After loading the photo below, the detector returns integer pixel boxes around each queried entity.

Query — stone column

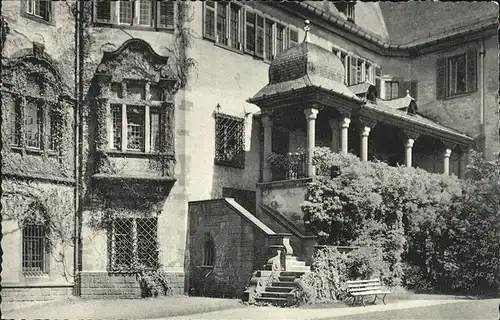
[403,130,420,168]
[443,148,452,175]
[357,117,376,162]
[340,117,351,155]
[404,139,414,168]
[261,114,273,182]
[442,142,455,175]
[360,126,371,162]
[304,108,319,178]
[328,119,340,153]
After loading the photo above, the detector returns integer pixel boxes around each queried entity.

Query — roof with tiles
[297,1,497,47]
[251,24,360,103]
[379,1,498,45]
[363,99,473,144]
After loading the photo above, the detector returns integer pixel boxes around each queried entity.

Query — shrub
[135,265,172,298]
[345,246,388,282]
[296,247,348,305]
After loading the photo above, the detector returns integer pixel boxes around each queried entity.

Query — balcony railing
[269,152,307,181]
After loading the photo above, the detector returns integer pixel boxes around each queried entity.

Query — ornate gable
[96,38,173,83]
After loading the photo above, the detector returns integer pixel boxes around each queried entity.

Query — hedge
[300,147,499,296]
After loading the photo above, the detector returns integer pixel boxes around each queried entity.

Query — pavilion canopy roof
[361,100,474,146]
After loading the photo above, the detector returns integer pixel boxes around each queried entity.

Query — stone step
[261,291,293,299]
[272,281,296,288]
[255,270,275,277]
[265,286,294,293]
[286,260,306,266]
[280,271,307,277]
[278,275,297,282]
[286,266,311,273]
[255,296,288,306]
[284,255,301,261]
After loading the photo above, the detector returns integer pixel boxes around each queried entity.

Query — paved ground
[160,299,500,320]
[3,295,498,320]
[330,298,500,320]
[2,296,244,320]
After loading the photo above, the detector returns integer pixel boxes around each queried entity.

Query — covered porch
[249,23,473,185]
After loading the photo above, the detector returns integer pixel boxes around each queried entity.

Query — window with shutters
[448,55,467,96]
[216,2,228,45]
[244,11,256,54]
[375,66,382,97]
[229,4,241,50]
[214,113,245,168]
[385,81,400,100]
[276,24,286,56]
[203,3,297,59]
[264,19,274,61]
[436,50,477,99]
[24,0,52,23]
[333,47,376,86]
[93,0,175,30]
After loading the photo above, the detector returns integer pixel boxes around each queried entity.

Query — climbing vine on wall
[2,179,75,281]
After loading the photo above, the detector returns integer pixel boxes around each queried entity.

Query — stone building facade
[1,0,498,303]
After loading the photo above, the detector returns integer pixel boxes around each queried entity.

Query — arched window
[7,59,63,152]
[203,233,215,267]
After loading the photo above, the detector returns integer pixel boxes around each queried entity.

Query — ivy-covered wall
[1,1,77,299]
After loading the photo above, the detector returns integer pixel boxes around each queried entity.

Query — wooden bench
[346,278,390,306]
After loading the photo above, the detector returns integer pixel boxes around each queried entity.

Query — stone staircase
[253,256,310,306]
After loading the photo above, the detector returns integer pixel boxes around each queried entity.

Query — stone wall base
[79,271,185,299]
[1,285,73,303]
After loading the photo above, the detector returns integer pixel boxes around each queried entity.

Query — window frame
[437,50,477,99]
[108,80,164,154]
[8,96,62,155]
[203,236,215,267]
[22,221,50,276]
[214,113,245,169]
[335,2,355,23]
[447,53,467,97]
[384,81,400,100]
[93,0,176,31]
[203,3,298,60]
[22,0,53,25]
[109,216,159,272]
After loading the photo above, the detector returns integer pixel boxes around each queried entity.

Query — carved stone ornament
[96,38,174,83]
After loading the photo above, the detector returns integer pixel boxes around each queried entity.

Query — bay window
[108,80,164,153]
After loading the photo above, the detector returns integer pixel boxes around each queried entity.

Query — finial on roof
[303,20,311,43]
[406,89,410,97]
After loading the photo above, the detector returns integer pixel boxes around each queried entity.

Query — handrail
[259,204,314,241]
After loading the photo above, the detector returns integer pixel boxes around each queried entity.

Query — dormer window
[335,2,355,23]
